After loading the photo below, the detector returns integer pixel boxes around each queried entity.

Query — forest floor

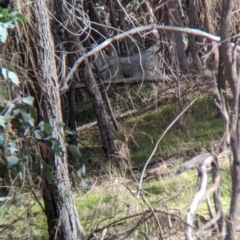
[73,92,231,239]
[0,91,233,239]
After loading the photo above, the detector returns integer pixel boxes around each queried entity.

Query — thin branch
[60,24,239,92]
[185,165,208,240]
[195,211,221,239]
[141,193,164,239]
[136,96,199,199]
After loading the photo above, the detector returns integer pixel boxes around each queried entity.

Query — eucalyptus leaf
[41,122,52,134]
[0,24,8,42]
[19,171,23,180]
[33,129,44,140]
[1,8,8,18]
[0,115,6,127]
[9,10,18,17]
[8,70,19,85]
[0,133,4,146]
[7,142,18,154]
[28,117,35,127]
[77,164,85,177]
[16,13,27,22]
[0,68,19,85]
[13,109,20,117]
[65,127,76,135]
[19,108,31,124]
[56,121,65,130]
[69,144,81,159]
[51,140,62,156]
[28,105,37,120]
[43,163,54,184]
[80,178,90,189]
[22,96,34,106]
[6,155,18,165]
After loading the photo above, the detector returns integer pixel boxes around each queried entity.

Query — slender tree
[219,0,240,239]
[12,0,82,239]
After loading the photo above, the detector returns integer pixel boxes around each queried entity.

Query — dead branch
[60,24,239,92]
[175,153,217,239]
[195,211,222,239]
[185,164,208,240]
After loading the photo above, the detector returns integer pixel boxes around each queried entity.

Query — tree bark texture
[83,59,118,158]
[165,0,188,71]
[188,0,201,70]
[17,0,82,239]
[54,0,120,163]
[220,0,240,239]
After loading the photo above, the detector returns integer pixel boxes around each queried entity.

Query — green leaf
[43,163,54,184]
[81,178,90,189]
[8,10,18,17]
[19,108,31,124]
[0,133,4,146]
[1,8,8,18]
[1,68,19,86]
[8,70,19,85]
[28,105,37,120]
[0,115,6,127]
[41,122,52,135]
[0,23,8,42]
[56,121,65,130]
[68,144,81,159]
[33,129,44,140]
[16,13,27,22]
[28,117,35,127]
[12,109,20,117]
[65,127,76,135]
[7,142,18,154]
[51,140,62,156]
[6,155,18,165]
[77,164,85,177]
[22,96,34,106]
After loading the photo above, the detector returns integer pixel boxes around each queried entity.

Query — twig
[141,193,164,240]
[195,211,221,238]
[137,96,199,199]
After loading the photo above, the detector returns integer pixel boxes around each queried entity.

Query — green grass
[79,94,223,167]
[0,93,231,239]
[113,95,223,164]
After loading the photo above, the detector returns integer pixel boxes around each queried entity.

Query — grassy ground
[0,93,232,239]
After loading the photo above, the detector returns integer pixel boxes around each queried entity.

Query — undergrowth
[0,93,230,239]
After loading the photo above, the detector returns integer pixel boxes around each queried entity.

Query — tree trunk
[219,0,240,239]
[83,59,119,159]
[54,0,121,164]
[17,0,82,239]
[188,0,201,70]
[165,0,188,71]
